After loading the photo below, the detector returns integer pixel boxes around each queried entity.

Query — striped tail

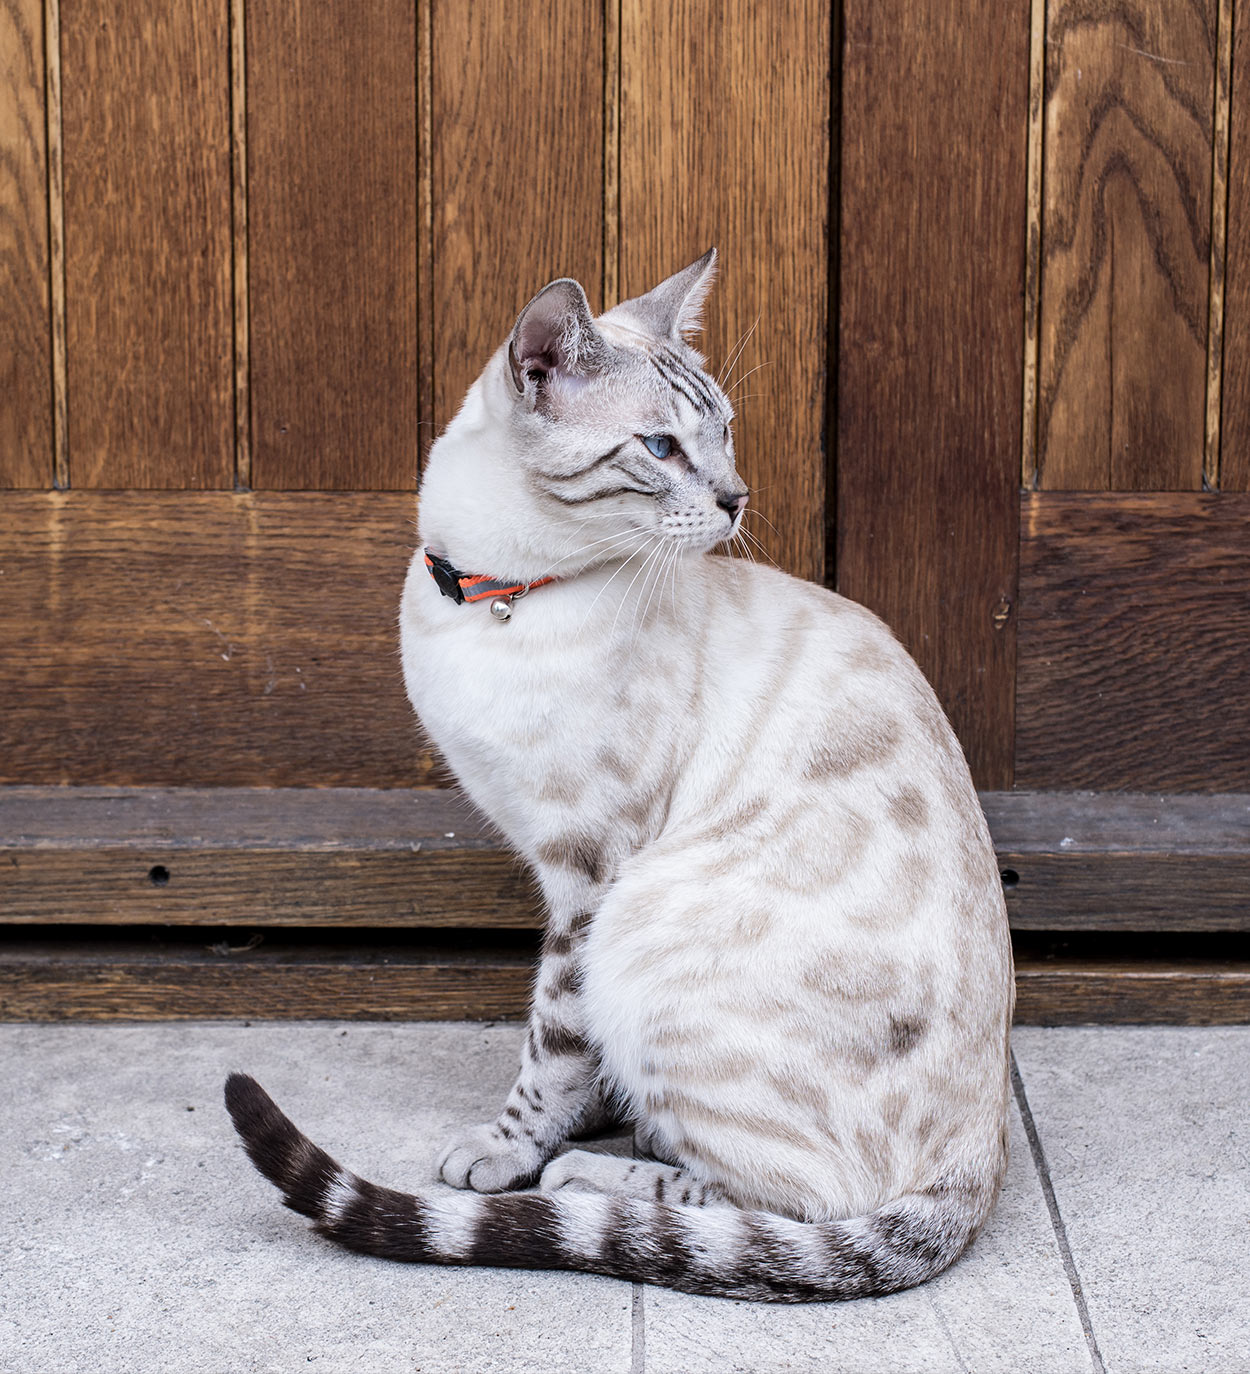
[224,1073,989,1303]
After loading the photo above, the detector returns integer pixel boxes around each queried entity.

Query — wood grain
[0,0,51,486]
[246,0,417,491]
[3,930,1243,1024]
[986,791,1250,931]
[229,0,249,487]
[60,0,232,488]
[0,933,536,1021]
[44,0,65,486]
[837,0,1027,790]
[620,0,828,583]
[10,784,1247,937]
[1221,0,1250,491]
[1204,0,1234,487]
[432,1,602,430]
[1,787,540,927]
[0,493,433,787]
[1016,492,1250,789]
[1014,959,1250,1024]
[1037,0,1214,490]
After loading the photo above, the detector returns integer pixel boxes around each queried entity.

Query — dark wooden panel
[432,1,601,430]
[1014,960,1250,1024]
[837,0,1027,789]
[986,792,1250,931]
[247,0,417,491]
[1222,0,1250,491]
[4,932,1243,1024]
[0,787,539,927]
[0,935,535,1021]
[1017,493,1250,790]
[60,0,232,488]
[620,0,829,583]
[0,493,434,786]
[0,0,51,487]
[1038,1,1214,490]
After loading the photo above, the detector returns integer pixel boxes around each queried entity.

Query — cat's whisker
[743,507,782,540]
[576,541,655,633]
[726,360,773,397]
[611,538,667,644]
[737,523,779,570]
[718,313,761,389]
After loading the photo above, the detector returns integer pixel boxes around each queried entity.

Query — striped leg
[540,1149,724,1207]
[438,898,600,1193]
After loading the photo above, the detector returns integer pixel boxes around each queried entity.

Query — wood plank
[0,934,536,1021]
[1017,493,1250,790]
[8,785,1248,935]
[0,493,433,786]
[837,0,1027,789]
[246,0,417,491]
[1221,0,1250,491]
[432,1,601,431]
[620,0,828,584]
[987,791,1250,931]
[60,0,232,488]
[0,0,51,486]
[0,787,540,927]
[3,932,1243,1024]
[1013,960,1250,1024]
[1037,0,1214,490]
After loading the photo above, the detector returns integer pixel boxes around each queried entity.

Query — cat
[225,249,1014,1302]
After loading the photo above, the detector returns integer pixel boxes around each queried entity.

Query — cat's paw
[539,1148,623,1196]
[437,1122,544,1193]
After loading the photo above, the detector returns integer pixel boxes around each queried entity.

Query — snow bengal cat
[225,250,1013,1301]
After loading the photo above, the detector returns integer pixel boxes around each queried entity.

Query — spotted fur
[226,250,1014,1302]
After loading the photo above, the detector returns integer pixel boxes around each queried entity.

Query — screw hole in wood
[1000,868,1019,889]
[148,865,171,886]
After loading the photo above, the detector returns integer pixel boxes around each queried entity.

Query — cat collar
[424,549,557,623]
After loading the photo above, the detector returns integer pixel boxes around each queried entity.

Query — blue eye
[642,434,673,459]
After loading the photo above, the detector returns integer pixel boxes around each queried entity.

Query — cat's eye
[641,434,674,460]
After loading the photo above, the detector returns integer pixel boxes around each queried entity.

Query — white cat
[226,251,1013,1300]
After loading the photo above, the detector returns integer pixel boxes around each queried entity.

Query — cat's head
[419,250,749,582]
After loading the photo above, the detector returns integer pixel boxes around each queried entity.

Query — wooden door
[2,0,1246,1021]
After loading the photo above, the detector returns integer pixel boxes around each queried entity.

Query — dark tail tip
[224,1072,342,1219]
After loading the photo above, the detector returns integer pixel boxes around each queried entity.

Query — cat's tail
[224,1073,989,1303]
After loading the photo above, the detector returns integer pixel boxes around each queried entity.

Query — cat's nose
[717,490,749,519]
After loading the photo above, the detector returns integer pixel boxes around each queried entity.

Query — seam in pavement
[630,1283,646,1374]
[1011,1049,1107,1374]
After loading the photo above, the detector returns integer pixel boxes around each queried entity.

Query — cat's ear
[612,248,717,342]
[507,278,606,395]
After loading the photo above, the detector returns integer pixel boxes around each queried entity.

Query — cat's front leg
[438,890,600,1193]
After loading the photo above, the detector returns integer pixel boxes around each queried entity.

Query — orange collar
[424,549,558,611]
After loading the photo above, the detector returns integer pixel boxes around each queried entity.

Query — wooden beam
[0,787,540,927]
[986,791,1250,930]
[1013,959,1250,1025]
[5,787,1248,934]
[2,932,1243,1025]
[0,933,536,1022]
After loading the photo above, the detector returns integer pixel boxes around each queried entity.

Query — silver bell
[489,597,513,622]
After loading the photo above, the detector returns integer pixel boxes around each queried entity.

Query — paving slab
[638,1092,1092,1374]
[1,1023,632,1374]
[1013,1027,1250,1374]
